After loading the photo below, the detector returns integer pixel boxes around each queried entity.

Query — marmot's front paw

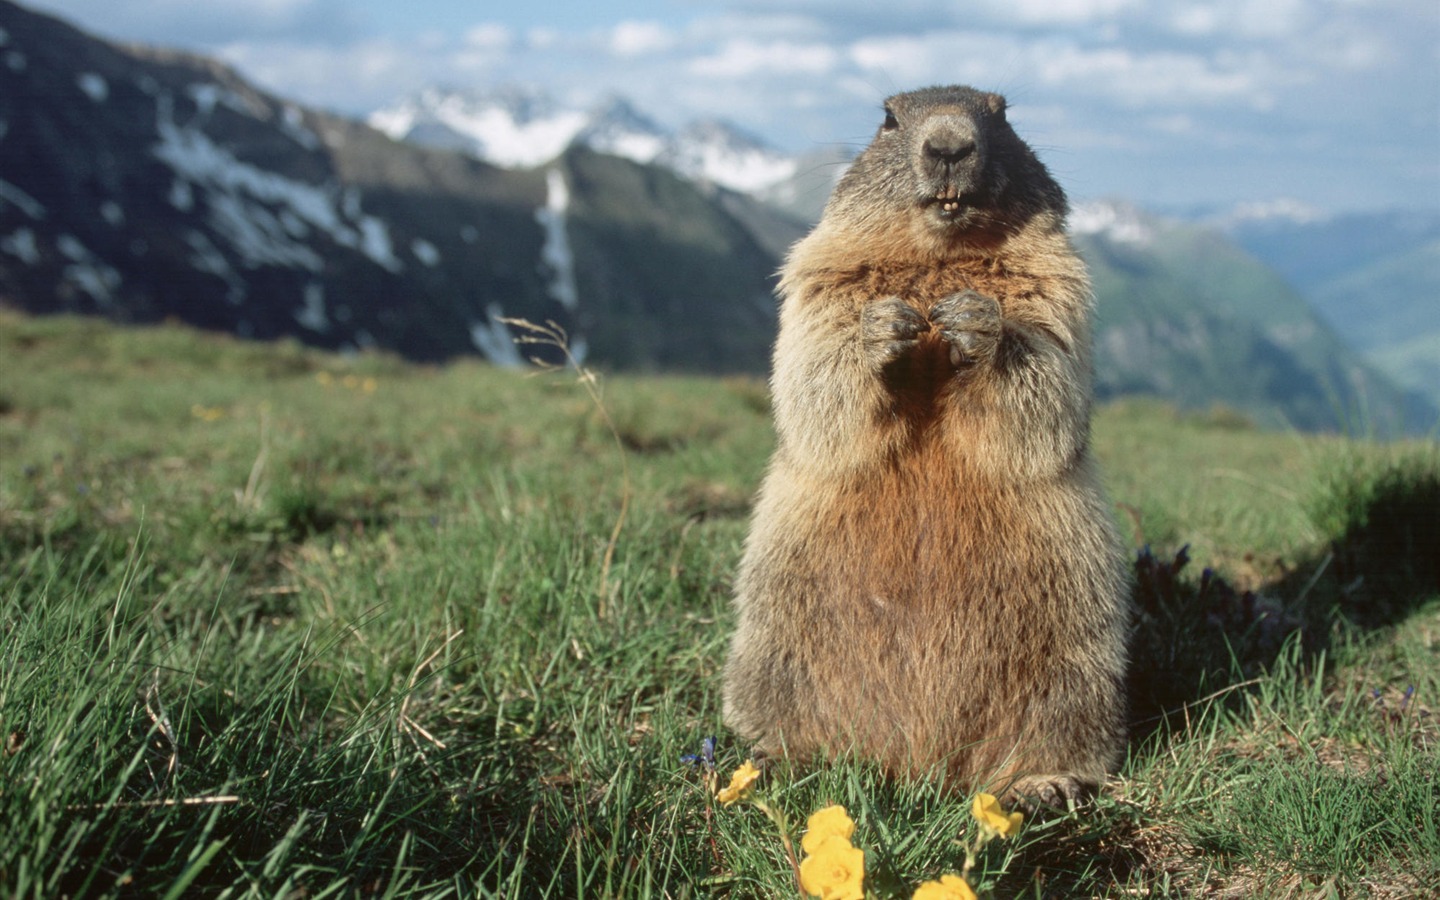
[861,298,930,366]
[930,290,1001,368]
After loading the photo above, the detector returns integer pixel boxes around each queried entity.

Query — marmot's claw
[930,290,1001,367]
[862,297,930,364]
[1003,774,1096,815]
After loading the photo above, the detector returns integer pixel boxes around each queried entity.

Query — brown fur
[722,85,1131,805]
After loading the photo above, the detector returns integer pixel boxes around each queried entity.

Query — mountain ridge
[0,0,793,372]
[1,0,1432,434]
[368,85,808,196]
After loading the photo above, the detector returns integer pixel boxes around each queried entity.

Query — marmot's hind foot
[1003,773,1097,814]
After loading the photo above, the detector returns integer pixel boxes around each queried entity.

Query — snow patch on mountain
[535,167,578,312]
[356,218,399,272]
[153,91,403,273]
[0,178,45,219]
[587,128,665,164]
[576,95,668,164]
[664,120,798,193]
[168,178,194,212]
[295,282,329,332]
[371,86,586,168]
[280,105,320,151]
[187,82,265,120]
[57,233,121,305]
[411,238,440,267]
[184,230,246,303]
[77,72,107,102]
[1,227,40,265]
[470,304,524,367]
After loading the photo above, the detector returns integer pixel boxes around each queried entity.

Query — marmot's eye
[881,110,899,131]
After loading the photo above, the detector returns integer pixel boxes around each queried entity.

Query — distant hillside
[1222,209,1440,410]
[1074,202,1436,434]
[0,0,794,372]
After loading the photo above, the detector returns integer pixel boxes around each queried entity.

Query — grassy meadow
[1,310,1437,898]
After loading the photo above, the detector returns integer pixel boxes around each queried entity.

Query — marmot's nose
[922,131,977,164]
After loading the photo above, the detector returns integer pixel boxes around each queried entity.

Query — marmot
[722,85,1131,806]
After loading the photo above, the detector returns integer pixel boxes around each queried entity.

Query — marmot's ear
[985,93,1007,117]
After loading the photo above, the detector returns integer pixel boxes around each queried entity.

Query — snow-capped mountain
[662,119,799,194]
[1069,199,1156,245]
[0,0,790,372]
[369,87,800,195]
[576,95,669,164]
[367,84,590,168]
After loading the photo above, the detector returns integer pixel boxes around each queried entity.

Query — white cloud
[608,21,674,57]
[1029,44,1266,106]
[1146,113,1198,135]
[847,32,1268,107]
[526,27,561,50]
[684,12,831,42]
[981,0,1143,24]
[725,0,1141,30]
[464,24,512,52]
[1165,0,1311,39]
[688,38,840,78]
[848,32,1010,87]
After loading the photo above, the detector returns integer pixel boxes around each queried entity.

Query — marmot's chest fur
[722,85,1131,808]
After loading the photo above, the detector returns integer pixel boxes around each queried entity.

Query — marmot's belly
[728,459,1126,780]
[790,468,1102,608]
[757,468,1115,701]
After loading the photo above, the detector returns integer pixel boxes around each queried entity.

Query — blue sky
[22,0,1440,215]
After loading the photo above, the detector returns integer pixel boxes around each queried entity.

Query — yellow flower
[802,805,857,855]
[361,377,378,393]
[972,792,1023,838]
[190,404,225,422]
[315,371,333,386]
[913,874,977,900]
[799,835,865,900]
[715,760,760,806]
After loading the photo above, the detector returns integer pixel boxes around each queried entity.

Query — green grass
[1,311,1437,898]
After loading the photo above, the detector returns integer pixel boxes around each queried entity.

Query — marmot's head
[823,86,1067,250]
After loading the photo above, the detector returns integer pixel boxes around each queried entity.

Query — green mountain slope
[1075,205,1436,434]
[1226,211,1440,410]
